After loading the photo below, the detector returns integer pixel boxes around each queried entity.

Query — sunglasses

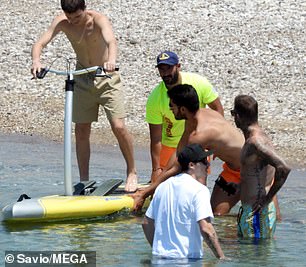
[197,158,210,167]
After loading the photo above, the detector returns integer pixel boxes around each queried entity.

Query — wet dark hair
[167,84,199,112]
[234,95,258,122]
[61,0,86,13]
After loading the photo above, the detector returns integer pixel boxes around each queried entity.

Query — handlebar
[34,66,119,79]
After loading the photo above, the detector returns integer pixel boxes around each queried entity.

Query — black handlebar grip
[36,68,49,79]
[95,67,119,78]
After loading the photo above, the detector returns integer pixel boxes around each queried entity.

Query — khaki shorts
[72,72,125,123]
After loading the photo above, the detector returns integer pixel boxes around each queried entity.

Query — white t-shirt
[145,173,213,259]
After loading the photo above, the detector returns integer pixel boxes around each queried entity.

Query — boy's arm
[132,159,180,211]
[95,13,117,71]
[142,216,155,247]
[199,218,225,259]
[31,15,63,78]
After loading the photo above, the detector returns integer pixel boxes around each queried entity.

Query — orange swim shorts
[219,163,240,183]
[159,144,176,169]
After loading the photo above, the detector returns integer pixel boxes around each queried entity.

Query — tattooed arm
[198,218,225,259]
[252,140,291,213]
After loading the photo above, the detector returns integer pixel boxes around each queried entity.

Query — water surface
[0,133,305,266]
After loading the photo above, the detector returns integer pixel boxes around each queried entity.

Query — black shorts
[215,176,238,196]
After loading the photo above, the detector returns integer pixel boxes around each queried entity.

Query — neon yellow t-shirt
[146,72,219,148]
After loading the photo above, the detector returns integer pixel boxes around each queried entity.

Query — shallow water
[0,133,305,267]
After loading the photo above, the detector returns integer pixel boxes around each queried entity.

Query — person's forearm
[152,164,180,192]
[204,231,224,259]
[149,123,162,170]
[265,166,290,204]
[142,217,155,247]
[107,39,117,64]
[208,97,224,116]
[150,142,161,170]
[142,180,159,198]
[200,221,224,259]
[143,226,154,247]
[143,164,180,198]
[31,43,43,62]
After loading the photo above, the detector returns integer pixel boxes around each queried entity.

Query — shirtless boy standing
[232,95,290,238]
[31,0,137,191]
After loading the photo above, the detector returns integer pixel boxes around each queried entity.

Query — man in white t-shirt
[142,144,225,259]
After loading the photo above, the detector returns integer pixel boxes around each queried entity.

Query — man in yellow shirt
[146,51,224,183]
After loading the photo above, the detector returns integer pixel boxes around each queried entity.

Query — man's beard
[162,70,179,86]
[174,111,184,120]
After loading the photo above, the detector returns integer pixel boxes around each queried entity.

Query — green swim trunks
[237,202,276,238]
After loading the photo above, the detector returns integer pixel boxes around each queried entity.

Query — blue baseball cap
[156,51,179,67]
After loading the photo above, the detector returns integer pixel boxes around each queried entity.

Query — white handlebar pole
[64,73,74,196]
[47,66,99,196]
[48,66,100,76]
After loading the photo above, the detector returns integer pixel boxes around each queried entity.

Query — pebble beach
[0,0,305,167]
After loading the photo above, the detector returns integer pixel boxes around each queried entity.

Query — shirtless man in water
[232,95,290,238]
[31,0,138,192]
[133,84,245,212]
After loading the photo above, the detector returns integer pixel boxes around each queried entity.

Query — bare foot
[125,173,138,192]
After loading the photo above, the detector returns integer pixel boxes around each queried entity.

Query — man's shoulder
[153,81,166,91]
[147,82,166,100]
[181,72,208,81]
[89,10,110,22]
[248,128,273,145]
[241,135,268,161]
[181,72,213,92]
[50,13,70,32]
[175,173,204,187]
[181,71,201,77]
[159,173,187,186]
[88,10,104,16]
[179,174,209,195]
[54,13,69,24]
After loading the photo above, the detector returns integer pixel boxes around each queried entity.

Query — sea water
[0,133,305,267]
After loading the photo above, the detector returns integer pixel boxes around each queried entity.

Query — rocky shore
[0,0,305,167]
